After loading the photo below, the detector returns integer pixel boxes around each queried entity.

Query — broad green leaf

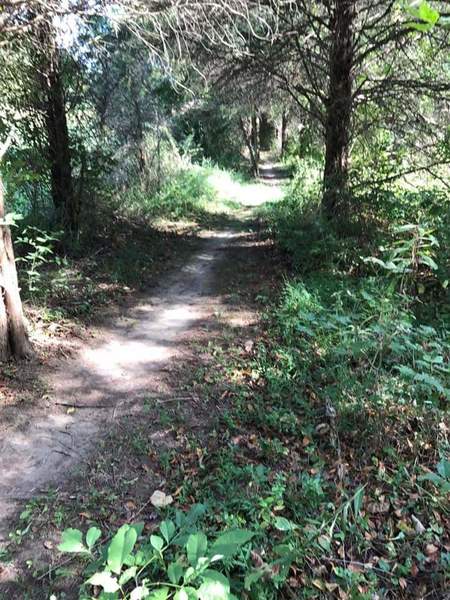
[130,522,145,538]
[317,535,331,551]
[174,590,189,600]
[148,588,170,600]
[419,1,440,24]
[363,256,388,269]
[86,527,102,549]
[150,535,164,552]
[419,255,438,270]
[58,529,87,554]
[119,566,137,586]
[168,561,184,584]
[274,517,298,532]
[419,472,444,486]
[394,223,419,232]
[210,530,254,558]
[198,570,230,600]
[183,566,195,584]
[437,459,450,479]
[160,520,176,543]
[107,525,138,574]
[87,571,120,593]
[185,503,207,526]
[186,532,208,566]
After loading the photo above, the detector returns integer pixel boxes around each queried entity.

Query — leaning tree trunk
[38,24,78,235]
[322,0,355,217]
[0,173,33,361]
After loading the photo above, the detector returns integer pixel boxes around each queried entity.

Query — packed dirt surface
[257,159,291,186]
[0,231,236,540]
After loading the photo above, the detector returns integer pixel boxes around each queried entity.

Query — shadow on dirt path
[0,230,238,540]
[0,174,285,598]
[257,157,291,187]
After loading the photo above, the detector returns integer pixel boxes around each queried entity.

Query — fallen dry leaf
[150,490,173,508]
[244,340,254,353]
[411,514,426,534]
[425,543,438,556]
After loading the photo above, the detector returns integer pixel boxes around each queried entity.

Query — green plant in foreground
[57,505,254,599]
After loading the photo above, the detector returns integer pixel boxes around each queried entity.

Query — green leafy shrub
[364,223,440,290]
[58,505,254,600]
[119,164,240,227]
[15,226,65,300]
[269,279,450,407]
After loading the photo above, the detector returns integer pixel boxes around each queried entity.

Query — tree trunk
[322,0,355,217]
[280,111,288,158]
[239,117,259,176]
[38,24,78,235]
[134,99,147,177]
[250,112,260,164]
[0,173,33,361]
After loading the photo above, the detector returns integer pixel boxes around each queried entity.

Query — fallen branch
[56,402,111,409]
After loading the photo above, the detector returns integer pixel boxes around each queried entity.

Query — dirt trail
[258,159,291,186]
[0,231,235,540]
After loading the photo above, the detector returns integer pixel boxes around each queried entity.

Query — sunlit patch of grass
[206,169,285,207]
[119,162,286,230]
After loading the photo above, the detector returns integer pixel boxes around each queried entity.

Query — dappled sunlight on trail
[0,230,237,537]
[207,169,285,208]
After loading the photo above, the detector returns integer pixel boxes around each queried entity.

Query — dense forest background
[0,1,449,599]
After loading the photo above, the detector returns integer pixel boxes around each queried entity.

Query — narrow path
[257,157,291,186]
[0,231,235,539]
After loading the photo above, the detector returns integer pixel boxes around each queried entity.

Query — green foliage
[406,0,441,31]
[272,279,449,406]
[262,165,450,409]
[119,164,241,227]
[173,104,244,170]
[364,223,444,294]
[245,163,450,597]
[15,226,65,300]
[282,130,323,167]
[419,458,450,492]
[58,506,254,600]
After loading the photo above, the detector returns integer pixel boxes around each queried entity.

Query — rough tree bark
[0,146,33,361]
[38,24,78,235]
[239,116,259,176]
[323,0,356,217]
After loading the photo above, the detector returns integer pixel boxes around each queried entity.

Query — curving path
[0,231,234,539]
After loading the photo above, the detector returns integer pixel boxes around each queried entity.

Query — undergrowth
[3,164,449,599]
[12,163,244,324]
[118,164,242,227]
